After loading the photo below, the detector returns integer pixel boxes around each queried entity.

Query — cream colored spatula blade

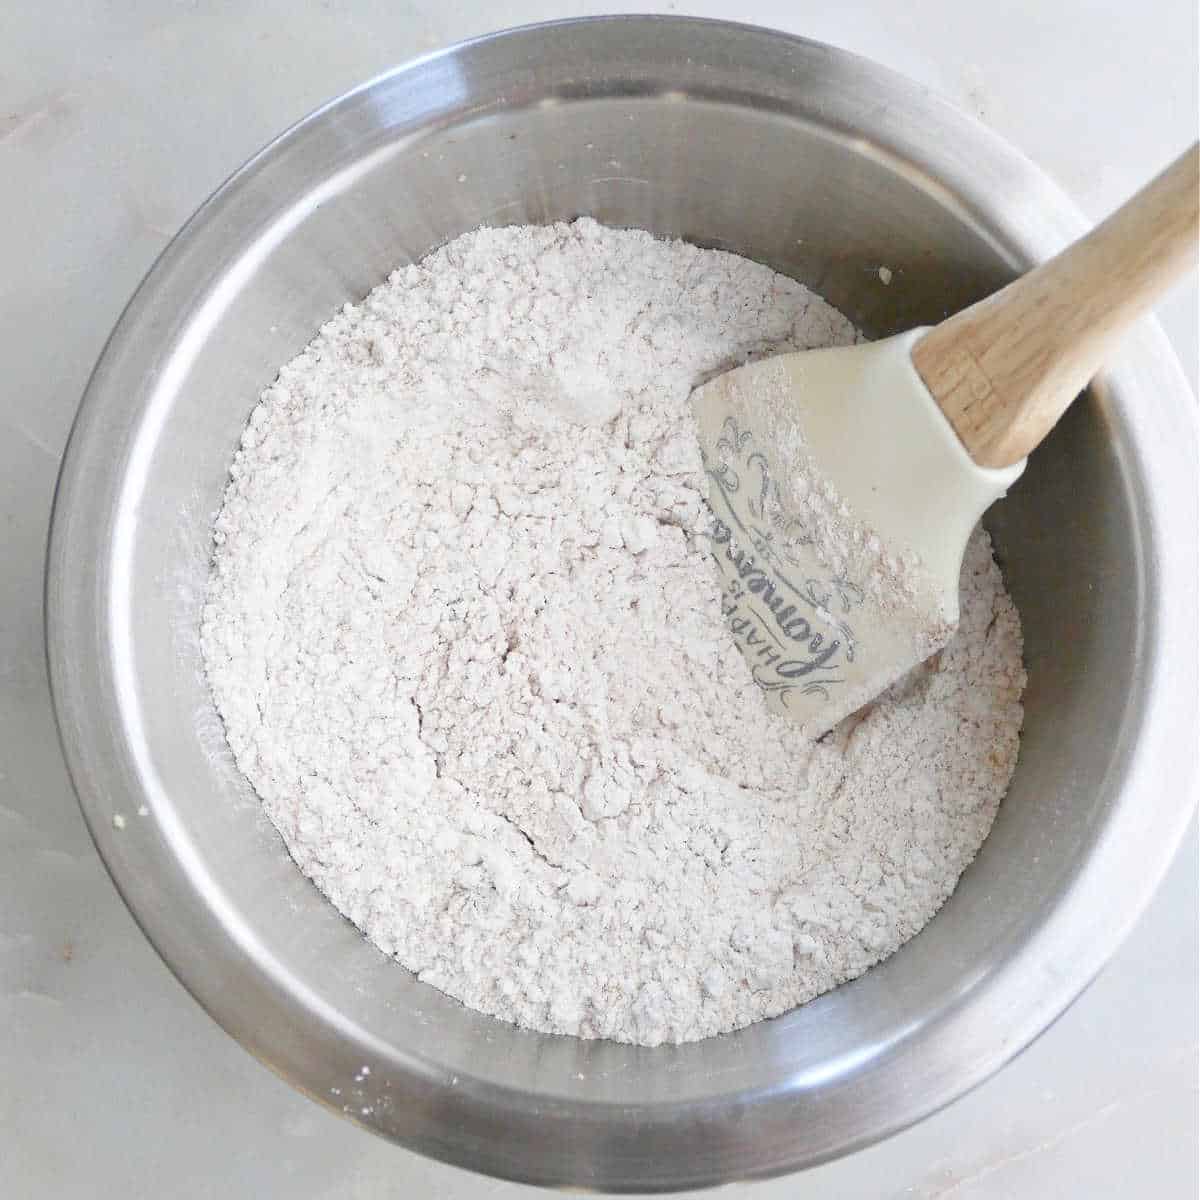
[693,143,1198,735]
[692,332,1022,732]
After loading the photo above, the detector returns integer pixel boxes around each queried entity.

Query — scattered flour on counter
[201,220,1025,1046]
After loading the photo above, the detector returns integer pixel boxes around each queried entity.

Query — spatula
[691,143,1198,735]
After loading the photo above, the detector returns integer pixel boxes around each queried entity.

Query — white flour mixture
[201,220,1024,1046]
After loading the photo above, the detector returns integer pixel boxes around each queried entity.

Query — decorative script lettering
[698,416,864,712]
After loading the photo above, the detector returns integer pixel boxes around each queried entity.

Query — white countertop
[1,3,1195,1196]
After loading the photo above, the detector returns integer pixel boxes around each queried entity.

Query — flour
[201,220,1024,1047]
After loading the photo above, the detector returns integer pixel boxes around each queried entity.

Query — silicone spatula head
[690,332,1022,734]
[690,144,1197,736]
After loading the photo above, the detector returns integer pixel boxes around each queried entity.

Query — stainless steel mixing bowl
[46,16,1198,1191]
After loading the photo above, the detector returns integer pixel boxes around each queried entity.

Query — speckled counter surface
[2,3,1196,1196]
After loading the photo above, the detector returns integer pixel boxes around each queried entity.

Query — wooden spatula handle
[912,143,1199,468]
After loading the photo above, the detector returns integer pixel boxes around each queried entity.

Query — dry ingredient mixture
[201,220,1024,1047]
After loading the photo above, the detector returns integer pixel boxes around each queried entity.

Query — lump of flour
[201,220,1024,1046]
